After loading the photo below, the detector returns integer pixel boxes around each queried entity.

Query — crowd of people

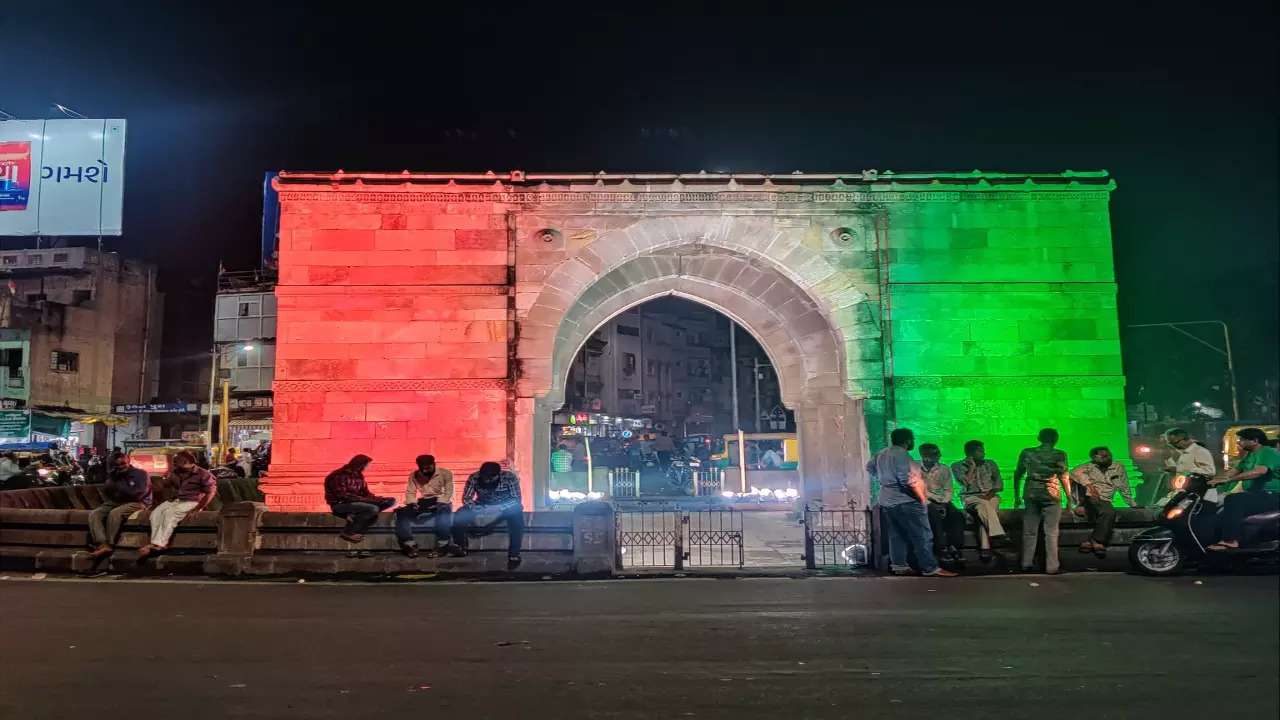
[323,454,526,569]
[869,425,1279,577]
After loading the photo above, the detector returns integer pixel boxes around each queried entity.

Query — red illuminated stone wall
[265,194,514,510]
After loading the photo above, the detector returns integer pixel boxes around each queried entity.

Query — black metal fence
[803,507,873,569]
[614,508,744,569]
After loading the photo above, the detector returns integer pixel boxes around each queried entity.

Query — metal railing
[689,468,724,497]
[615,510,682,568]
[608,468,641,499]
[684,508,744,567]
[804,507,873,569]
[615,508,744,569]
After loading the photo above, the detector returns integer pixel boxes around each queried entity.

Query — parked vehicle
[1129,473,1279,576]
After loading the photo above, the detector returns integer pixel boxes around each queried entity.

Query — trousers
[1021,489,1063,573]
[927,501,966,553]
[963,495,1006,549]
[1082,495,1117,545]
[1220,491,1280,543]
[452,504,524,556]
[330,498,395,535]
[88,500,145,546]
[882,501,939,574]
[149,500,199,547]
[394,503,453,545]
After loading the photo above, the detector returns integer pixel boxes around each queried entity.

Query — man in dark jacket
[325,454,395,542]
[88,452,153,558]
[451,462,525,568]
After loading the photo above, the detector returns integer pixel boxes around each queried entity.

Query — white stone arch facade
[515,216,875,509]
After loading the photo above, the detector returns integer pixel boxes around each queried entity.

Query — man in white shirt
[1163,428,1217,477]
[393,454,456,558]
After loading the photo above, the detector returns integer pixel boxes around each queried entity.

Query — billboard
[0,119,127,236]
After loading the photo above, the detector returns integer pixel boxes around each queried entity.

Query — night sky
[5,3,1277,418]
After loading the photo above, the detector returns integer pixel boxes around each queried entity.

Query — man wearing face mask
[87,452,153,558]
[451,461,525,569]
[137,451,216,558]
[1070,446,1141,556]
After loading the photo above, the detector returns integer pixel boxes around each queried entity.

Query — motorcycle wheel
[1129,540,1185,576]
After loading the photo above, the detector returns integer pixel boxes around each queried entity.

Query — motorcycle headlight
[37,468,50,476]
[1172,474,1187,490]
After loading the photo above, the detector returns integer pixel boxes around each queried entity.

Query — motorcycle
[666,453,702,493]
[1129,473,1280,576]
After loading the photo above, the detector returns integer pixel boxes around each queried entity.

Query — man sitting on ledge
[451,461,524,569]
[325,454,395,543]
[138,451,216,558]
[394,454,456,558]
[88,451,153,559]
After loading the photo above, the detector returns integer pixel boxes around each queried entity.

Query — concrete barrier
[0,486,618,579]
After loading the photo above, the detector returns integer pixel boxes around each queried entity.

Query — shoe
[978,550,993,564]
[448,545,467,558]
[507,555,523,570]
[924,568,958,577]
[890,567,915,576]
[401,544,420,559]
[338,532,364,543]
[89,545,113,559]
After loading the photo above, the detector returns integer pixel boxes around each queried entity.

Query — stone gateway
[265,171,1125,511]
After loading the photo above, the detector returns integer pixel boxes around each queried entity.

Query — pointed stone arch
[515,218,875,510]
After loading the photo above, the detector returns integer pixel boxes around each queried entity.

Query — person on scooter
[1207,428,1280,551]
[1070,446,1142,557]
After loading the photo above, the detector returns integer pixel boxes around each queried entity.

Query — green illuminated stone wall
[885,195,1128,504]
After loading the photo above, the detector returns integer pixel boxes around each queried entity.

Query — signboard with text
[0,410,31,438]
[0,119,127,236]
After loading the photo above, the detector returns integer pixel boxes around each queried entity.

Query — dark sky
[5,3,1278,417]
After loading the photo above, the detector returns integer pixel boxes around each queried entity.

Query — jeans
[927,501,966,553]
[452,503,524,556]
[1220,491,1280,543]
[330,498,394,535]
[88,500,145,546]
[394,503,453,546]
[882,501,939,574]
[1082,495,1117,545]
[1021,489,1063,573]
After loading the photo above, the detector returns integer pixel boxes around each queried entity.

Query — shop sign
[0,409,30,437]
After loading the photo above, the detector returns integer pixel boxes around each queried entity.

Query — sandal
[1079,541,1095,553]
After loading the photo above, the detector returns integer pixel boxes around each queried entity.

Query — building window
[27,254,43,265]
[51,350,79,373]
[237,301,258,317]
[646,359,657,376]
[616,325,639,337]
[1,255,17,266]
[622,352,636,375]
[52,252,70,263]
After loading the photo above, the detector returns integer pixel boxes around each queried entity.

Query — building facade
[212,270,277,446]
[0,247,163,446]
[265,171,1126,511]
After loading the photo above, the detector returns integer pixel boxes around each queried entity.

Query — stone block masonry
[266,172,1125,511]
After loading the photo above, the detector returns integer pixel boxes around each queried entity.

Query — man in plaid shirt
[450,461,524,569]
[324,454,395,543]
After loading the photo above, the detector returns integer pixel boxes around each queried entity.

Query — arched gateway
[265,171,1126,511]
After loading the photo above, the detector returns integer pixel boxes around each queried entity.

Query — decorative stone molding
[278,190,1112,205]
[273,379,509,393]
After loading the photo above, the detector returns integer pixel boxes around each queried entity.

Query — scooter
[1129,473,1280,576]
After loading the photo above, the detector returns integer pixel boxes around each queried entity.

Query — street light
[1128,321,1238,421]
[206,344,255,456]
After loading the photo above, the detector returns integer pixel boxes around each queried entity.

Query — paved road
[2,574,1276,719]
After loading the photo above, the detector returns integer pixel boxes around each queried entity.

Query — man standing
[1070,446,1141,556]
[1014,428,1071,574]
[551,444,574,474]
[653,431,676,469]
[1162,428,1217,478]
[1208,428,1280,550]
[323,454,395,543]
[919,443,964,563]
[451,462,525,569]
[137,451,216,558]
[88,452,153,558]
[394,454,456,558]
[868,428,957,577]
[953,440,1007,563]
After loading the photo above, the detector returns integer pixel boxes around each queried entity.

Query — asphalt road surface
[2,573,1277,719]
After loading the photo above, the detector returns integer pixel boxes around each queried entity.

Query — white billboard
[0,118,126,236]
